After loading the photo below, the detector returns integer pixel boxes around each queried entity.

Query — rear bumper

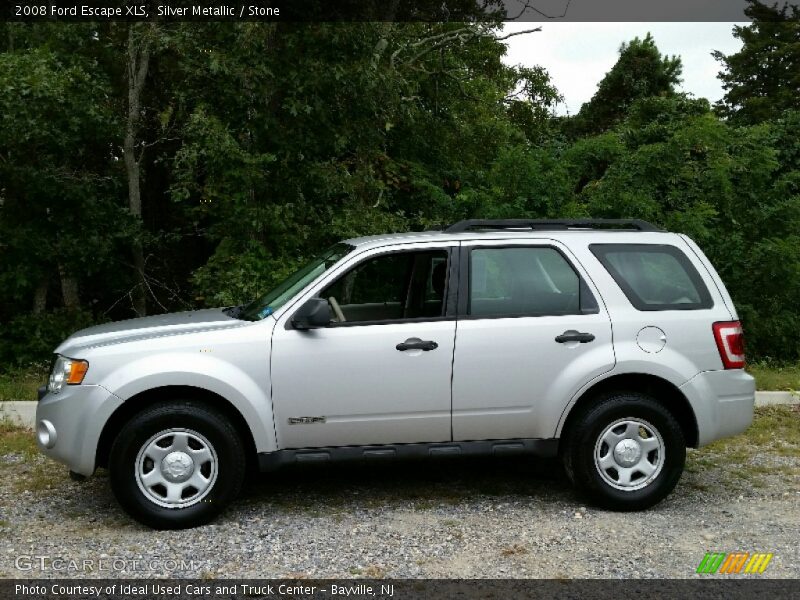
[35,384,124,476]
[680,369,755,447]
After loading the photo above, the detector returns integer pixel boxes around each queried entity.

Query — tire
[561,391,685,511]
[109,401,246,529]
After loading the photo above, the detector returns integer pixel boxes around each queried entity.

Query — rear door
[451,239,616,441]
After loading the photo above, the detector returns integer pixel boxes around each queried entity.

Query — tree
[168,23,554,305]
[123,23,159,316]
[4,21,798,364]
[714,0,800,124]
[0,48,125,308]
[567,33,682,137]
[564,96,800,360]
[504,65,563,144]
[0,43,135,365]
[709,111,800,358]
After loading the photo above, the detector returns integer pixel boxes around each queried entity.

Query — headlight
[47,356,89,394]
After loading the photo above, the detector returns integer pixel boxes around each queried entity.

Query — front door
[271,245,456,449]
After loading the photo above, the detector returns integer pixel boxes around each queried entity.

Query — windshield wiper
[223,304,246,319]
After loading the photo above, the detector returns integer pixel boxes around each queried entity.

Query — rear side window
[468,246,598,317]
[590,244,713,311]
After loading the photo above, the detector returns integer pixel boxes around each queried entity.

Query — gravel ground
[1,407,799,579]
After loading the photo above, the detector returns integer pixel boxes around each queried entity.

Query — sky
[501,23,747,115]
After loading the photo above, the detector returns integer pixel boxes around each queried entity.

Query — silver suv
[36,219,755,528]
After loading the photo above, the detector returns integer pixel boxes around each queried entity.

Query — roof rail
[444,218,662,233]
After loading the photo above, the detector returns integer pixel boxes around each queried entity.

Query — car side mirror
[291,297,332,330]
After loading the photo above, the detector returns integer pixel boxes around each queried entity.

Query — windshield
[239,243,353,321]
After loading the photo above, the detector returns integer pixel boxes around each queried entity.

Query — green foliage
[575,103,800,359]
[478,144,572,218]
[489,94,800,360]
[503,65,563,144]
[0,22,798,363]
[747,360,800,392]
[701,111,800,360]
[0,365,50,400]
[0,309,95,368]
[0,42,134,312]
[167,23,554,302]
[714,0,800,124]
[190,240,306,308]
[567,33,682,137]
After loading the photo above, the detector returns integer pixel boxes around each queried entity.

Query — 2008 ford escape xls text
[35,219,755,529]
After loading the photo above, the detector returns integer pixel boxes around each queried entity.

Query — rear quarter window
[590,244,713,311]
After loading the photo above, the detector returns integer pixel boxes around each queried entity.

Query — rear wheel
[109,401,245,529]
[562,392,685,510]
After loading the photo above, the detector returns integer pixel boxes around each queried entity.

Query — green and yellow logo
[696,552,773,574]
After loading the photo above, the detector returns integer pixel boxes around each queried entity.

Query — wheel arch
[558,373,699,450]
[96,385,259,471]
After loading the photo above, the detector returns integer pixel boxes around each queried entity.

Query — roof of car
[344,227,675,249]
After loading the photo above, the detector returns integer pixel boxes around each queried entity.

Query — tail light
[712,321,745,369]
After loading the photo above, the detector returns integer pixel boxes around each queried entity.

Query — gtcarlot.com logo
[696,552,773,574]
[15,555,203,572]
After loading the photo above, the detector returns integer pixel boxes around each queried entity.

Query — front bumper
[35,384,124,476]
[680,369,755,447]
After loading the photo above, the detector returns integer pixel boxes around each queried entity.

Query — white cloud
[501,22,747,115]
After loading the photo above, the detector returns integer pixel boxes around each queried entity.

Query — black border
[3,579,799,598]
[1,0,788,23]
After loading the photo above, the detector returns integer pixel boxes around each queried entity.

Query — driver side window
[321,249,449,324]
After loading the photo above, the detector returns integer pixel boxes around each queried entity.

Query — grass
[687,405,800,492]
[746,361,800,392]
[0,364,48,401]
[704,405,800,455]
[0,416,38,454]
[0,416,60,493]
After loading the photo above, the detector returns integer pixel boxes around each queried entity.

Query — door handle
[555,330,595,344]
[396,339,438,352]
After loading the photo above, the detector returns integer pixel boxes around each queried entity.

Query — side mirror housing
[291,297,331,330]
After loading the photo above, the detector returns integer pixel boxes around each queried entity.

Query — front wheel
[562,392,685,510]
[109,401,246,529]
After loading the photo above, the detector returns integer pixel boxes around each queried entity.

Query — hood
[55,308,249,354]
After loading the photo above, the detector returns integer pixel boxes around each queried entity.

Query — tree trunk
[58,264,80,311]
[124,24,153,317]
[32,275,48,314]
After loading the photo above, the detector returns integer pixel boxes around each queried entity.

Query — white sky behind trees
[502,22,748,115]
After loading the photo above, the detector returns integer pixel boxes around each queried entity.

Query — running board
[257,438,558,472]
